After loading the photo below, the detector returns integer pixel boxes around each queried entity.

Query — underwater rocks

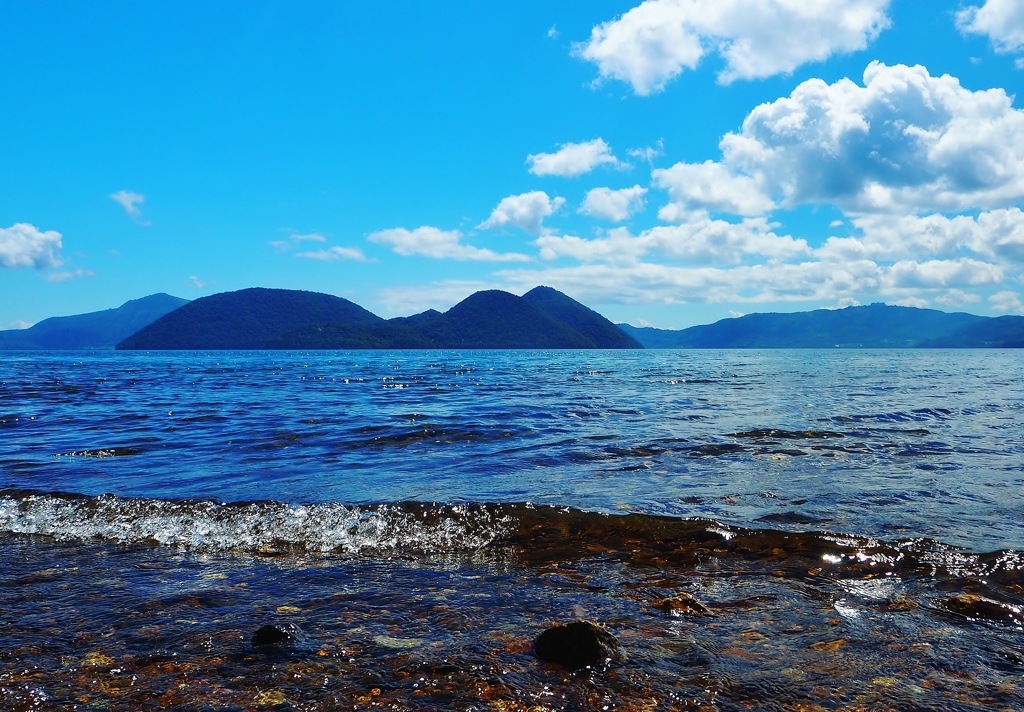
[943,593,1023,622]
[534,620,620,669]
[653,592,710,616]
[250,622,309,648]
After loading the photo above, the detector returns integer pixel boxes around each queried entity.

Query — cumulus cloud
[990,290,1024,312]
[110,190,147,221]
[0,223,63,270]
[576,0,890,93]
[498,254,1006,308]
[536,212,810,264]
[526,139,622,177]
[658,62,1024,216]
[935,289,981,306]
[814,209,1024,264]
[653,161,774,217]
[958,0,1024,53]
[478,191,565,234]
[369,226,530,262]
[578,185,647,221]
[296,246,368,262]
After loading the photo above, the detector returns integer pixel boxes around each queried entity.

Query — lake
[1,349,1022,710]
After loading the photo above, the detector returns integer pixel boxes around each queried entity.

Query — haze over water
[2,349,1023,710]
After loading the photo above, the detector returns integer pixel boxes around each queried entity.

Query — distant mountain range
[0,293,189,350]
[4,290,1023,351]
[619,303,1024,348]
[117,286,642,350]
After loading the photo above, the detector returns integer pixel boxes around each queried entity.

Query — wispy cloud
[45,268,93,283]
[296,246,368,262]
[370,226,530,262]
[110,190,149,224]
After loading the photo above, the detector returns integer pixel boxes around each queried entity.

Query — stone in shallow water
[534,620,620,669]
[653,592,709,615]
[251,624,289,647]
[943,593,1023,622]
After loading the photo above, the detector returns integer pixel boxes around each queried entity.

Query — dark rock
[251,624,290,647]
[943,593,1023,622]
[534,620,620,669]
[653,592,709,615]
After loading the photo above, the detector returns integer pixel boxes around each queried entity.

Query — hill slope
[522,286,642,348]
[0,294,189,350]
[619,304,1009,348]
[117,288,382,349]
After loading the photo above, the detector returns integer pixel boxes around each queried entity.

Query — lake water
[1,349,1022,710]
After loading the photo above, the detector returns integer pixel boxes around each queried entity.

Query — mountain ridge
[618,303,1024,348]
[118,286,642,350]
[0,293,189,350]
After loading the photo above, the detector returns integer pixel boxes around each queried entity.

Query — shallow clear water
[1,349,1022,710]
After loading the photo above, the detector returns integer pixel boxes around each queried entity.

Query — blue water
[2,349,1022,550]
[2,349,1024,711]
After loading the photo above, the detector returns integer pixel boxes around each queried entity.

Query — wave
[1,489,1022,587]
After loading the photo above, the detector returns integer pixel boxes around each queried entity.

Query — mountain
[618,303,1019,348]
[269,288,641,349]
[522,286,642,348]
[0,293,189,350]
[922,315,1024,347]
[117,288,382,350]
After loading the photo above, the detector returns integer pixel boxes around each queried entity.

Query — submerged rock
[534,620,620,669]
[653,592,710,616]
[943,593,1023,622]
[249,622,301,647]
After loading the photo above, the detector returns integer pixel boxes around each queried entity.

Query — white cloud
[369,226,530,262]
[990,290,1024,312]
[814,209,1024,264]
[578,185,647,221]
[653,160,774,217]
[707,62,1024,214]
[377,280,495,315]
[189,276,207,289]
[935,289,981,306]
[892,296,930,308]
[46,268,93,283]
[478,191,565,234]
[296,246,368,262]
[497,255,1006,307]
[0,223,63,270]
[526,139,622,177]
[576,0,890,93]
[958,0,1024,53]
[628,140,664,165]
[536,212,810,264]
[883,258,1002,289]
[9,320,33,330]
[728,310,744,318]
[110,190,146,221]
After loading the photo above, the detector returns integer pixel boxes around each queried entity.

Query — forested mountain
[619,303,1021,348]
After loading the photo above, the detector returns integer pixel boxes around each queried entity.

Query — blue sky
[3,0,1024,329]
